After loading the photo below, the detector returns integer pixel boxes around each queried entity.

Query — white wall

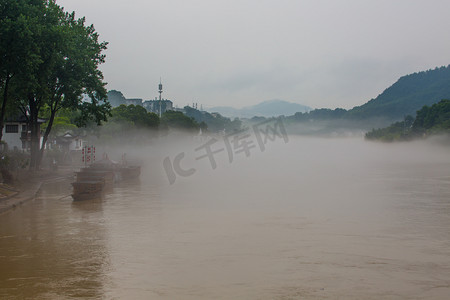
[2,123,24,150]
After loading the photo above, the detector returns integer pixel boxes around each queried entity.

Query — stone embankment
[0,166,76,215]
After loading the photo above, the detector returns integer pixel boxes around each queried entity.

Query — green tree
[41,107,78,140]
[0,0,44,142]
[413,99,450,133]
[365,100,450,141]
[110,104,159,128]
[8,0,109,170]
[97,104,159,143]
[183,105,240,132]
[161,110,199,131]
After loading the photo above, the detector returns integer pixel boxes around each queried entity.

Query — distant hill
[348,65,450,121]
[209,99,311,118]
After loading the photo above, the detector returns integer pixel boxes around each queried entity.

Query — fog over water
[1,136,450,299]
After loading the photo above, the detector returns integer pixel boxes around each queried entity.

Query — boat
[76,169,115,188]
[71,153,141,200]
[71,180,105,201]
[117,165,141,181]
[89,154,141,182]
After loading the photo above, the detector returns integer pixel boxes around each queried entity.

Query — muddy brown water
[1,137,450,299]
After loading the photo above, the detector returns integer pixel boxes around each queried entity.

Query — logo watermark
[163,117,289,184]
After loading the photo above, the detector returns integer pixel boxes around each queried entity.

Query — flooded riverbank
[1,138,450,299]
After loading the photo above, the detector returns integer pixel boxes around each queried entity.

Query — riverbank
[0,166,76,215]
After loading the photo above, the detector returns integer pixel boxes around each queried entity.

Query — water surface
[1,138,450,299]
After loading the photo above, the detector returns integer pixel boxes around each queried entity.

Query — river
[1,137,450,299]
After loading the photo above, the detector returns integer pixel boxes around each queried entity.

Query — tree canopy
[161,110,199,131]
[412,99,450,133]
[365,99,450,141]
[183,105,241,132]
[0,0,45,141]
[110,104,159,128]
[0,0,110,169]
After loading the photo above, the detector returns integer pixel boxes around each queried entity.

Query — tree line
[365,99,450,142]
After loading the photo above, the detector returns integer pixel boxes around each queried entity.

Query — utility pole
[159,78,163,118]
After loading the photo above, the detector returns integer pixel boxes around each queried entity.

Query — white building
[2,116,45,151]
[55,132,84,151]
[142,98,173,114]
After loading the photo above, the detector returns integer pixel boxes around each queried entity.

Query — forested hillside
[348,65,450,121]
[365,99,450,141]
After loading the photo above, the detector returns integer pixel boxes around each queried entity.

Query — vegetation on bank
[365,99,450,141]
[57,103,237,138]
[0,0,109,171]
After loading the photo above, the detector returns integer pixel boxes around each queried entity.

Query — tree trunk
[0,74,11,143]
[37,107,56,169]
[29,95,40,171]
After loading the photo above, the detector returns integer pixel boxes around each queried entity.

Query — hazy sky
[57,0,450,109]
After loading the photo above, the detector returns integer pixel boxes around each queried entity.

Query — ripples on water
[0,137,450,299]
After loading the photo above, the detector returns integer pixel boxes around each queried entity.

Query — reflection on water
[1,138,450,299]
[0,180,109,299]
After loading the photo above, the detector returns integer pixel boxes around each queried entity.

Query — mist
[92,133,449,299]
[2,127,450,299]
[3,0,450,298]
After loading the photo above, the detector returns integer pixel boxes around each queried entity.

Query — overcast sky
[57,0,450,109]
